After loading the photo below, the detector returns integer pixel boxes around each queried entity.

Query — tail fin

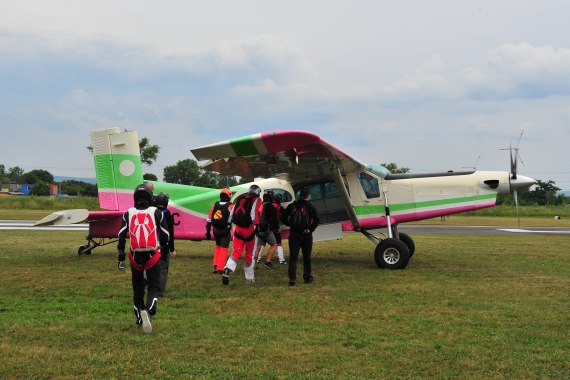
[91,128,143,211]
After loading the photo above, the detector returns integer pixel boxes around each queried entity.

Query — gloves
[206,223,212,240]
[117,250,126,271]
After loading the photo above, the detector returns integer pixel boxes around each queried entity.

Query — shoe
[140,309,152,334]
[246,279,255,285]
[213,269,219,274]
[222,268,230,285]
[289,280,295,286]
[304,276,314,284]
[264,262,274,269]
[279,261,287,265]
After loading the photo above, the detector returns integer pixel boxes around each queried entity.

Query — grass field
[1,227,569,379]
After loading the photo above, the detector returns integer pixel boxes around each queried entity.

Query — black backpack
[289,202,311,232]
[258,200,276,232]
[233,196,255,227]
[211,201,231,229]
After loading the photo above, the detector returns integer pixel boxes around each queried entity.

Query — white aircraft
[37,128,535,269]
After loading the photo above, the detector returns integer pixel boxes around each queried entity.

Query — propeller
[501,130,526,227]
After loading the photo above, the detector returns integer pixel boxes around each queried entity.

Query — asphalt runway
[2,220,570,236]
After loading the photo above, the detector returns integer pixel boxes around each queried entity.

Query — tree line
[3,137,566,206]
[0,164,98,196]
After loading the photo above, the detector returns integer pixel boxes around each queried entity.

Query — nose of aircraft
[510,175,536,191]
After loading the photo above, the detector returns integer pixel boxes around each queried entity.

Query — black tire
[374,238,410,269]
[398,232,415,258]
[78,245,92,255]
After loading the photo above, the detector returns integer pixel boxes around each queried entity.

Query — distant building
[0,182,60,196]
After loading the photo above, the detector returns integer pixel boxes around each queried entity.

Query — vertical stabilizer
[91,128,143,211]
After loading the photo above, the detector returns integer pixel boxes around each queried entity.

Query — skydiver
[117,183,169,333]
[154,191,176,297]
[206,188,234,274]
[222,184,262,285]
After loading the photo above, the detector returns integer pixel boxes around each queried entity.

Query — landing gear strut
[77,236,117,255]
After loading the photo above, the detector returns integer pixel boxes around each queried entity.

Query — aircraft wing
[190,131,366,182]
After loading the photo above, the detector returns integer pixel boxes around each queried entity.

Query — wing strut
[331,164,360,230]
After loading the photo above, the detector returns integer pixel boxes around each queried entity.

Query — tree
[22,169,54,184]
[524,179,562,206]
[380,162,410,174]
[7,166,24,182]
[138,137,160,166]
[60,180,98,197]
[143,173,158,181]
[163,159,238,188]
[0,164,5,180]
[29,182,50,196]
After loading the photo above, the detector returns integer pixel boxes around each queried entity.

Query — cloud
[462,42,570,100]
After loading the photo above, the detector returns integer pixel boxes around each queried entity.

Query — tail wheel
[374,238,410,270]
[78,245,91,255]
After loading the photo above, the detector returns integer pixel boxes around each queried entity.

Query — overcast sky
[1,1,569,189]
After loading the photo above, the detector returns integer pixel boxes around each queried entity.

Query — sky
[1,0,570,189]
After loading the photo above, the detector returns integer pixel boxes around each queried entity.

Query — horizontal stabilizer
[34,209,89,226]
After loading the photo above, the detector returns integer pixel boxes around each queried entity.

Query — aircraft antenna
[461,154,481,171]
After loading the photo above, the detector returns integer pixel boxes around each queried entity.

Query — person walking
[206,188,234,274]
[254,192,287,265]
[281,187,319,286]
[222,184,262,285]
[154,192,176,297]
[253,190,279,269]
[117,183,170,334]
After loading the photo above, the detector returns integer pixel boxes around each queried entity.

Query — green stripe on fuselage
[353,193,496,215]
[230,135,258,156]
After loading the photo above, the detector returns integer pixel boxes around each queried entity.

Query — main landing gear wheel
[397,232,415,258]
[374,238,411,270]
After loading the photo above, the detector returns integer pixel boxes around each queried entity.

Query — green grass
[1,230,569,379]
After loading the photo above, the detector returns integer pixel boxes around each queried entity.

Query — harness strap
[234,231,255,242]
[128,249,162,271]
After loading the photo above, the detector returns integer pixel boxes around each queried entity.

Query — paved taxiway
[1,220,569,236]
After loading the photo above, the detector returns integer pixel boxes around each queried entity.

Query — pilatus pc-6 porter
[37,128,535,269]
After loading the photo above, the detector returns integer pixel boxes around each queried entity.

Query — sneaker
[279,261,287,265]
[246,279,255,285]
[222,268,230,285]
[289,279,295,286]
[264,262,274,269]
[304,276,314,284]
[212,269,219,274]
[140,309,152,334]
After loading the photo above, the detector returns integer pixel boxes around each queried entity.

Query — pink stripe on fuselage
[341,202,496,231]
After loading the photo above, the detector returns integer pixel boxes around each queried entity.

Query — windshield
[367,165,391,179]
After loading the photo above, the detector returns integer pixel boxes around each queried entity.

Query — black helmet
[263,190,274,202]
[274,193,283,204]
[299,187,310,199]
[133,183,153,204]
[155,192,169,207]
[248,184,261,196]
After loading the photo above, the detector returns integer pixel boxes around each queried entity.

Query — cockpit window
[358,172,380,199]
[267,188,293,202]
[367,164,391,179]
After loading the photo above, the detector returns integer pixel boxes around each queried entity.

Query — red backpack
[128,207,159,251]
